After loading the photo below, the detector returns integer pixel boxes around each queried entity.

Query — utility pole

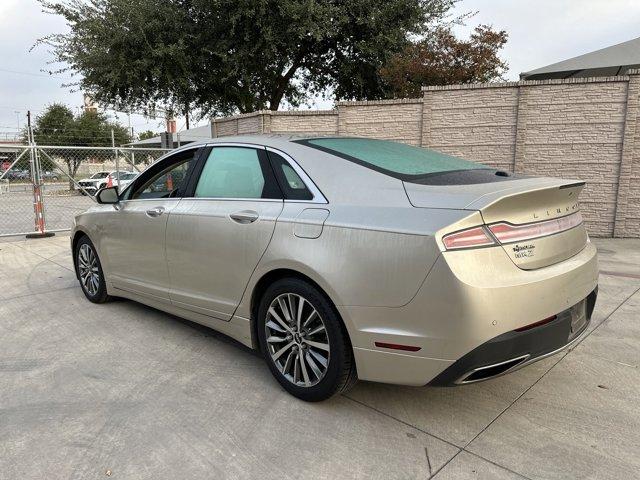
[127,111,133,139]
[26,110,32,143]
[111,128,120,189]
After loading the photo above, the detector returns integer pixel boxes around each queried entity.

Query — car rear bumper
[341,241,599,386]
[429,287,597,385]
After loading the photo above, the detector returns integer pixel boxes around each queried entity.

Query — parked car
[115,171,139,191]
[71,136,598,401]
[77,170,134,195]
[3,169,30,180]
[41,171,60,181]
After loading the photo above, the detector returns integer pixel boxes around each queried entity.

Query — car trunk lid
[404,177,588,270]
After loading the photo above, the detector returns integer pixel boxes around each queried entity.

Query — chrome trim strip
[122,142,328,205]
[456,354,530,385]
[176,197,283,203]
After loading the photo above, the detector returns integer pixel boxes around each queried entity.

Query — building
[128,124,213,148]
[520,36,640,80]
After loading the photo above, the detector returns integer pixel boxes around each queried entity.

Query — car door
[165,145,284,320]
[100,147,201,302]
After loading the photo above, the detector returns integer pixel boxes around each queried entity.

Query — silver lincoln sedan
[71,135,598,401]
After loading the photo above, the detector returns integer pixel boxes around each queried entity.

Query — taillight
[442,226,496,250]
[489,212,583,244]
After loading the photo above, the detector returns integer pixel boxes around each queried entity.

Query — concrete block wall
[210,71,640,237]
[212,110,338,138]
[422,87,518,172]
[422,77,631,237]
[336,99,423,145]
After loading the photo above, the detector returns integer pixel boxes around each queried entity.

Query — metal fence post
[27,144,54,239]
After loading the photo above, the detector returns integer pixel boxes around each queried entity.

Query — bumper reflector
[375,342,421,352]
[514,315,557,332]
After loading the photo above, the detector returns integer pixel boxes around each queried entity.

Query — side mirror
[96,186,119,204]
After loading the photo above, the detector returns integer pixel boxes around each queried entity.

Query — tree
[39,0,461,116]
[380,25,508,98]
[27,103,131,189]
[138,130,158,141]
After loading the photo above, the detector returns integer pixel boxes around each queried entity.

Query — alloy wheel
[78,243,100,296]
[264,293,330,387]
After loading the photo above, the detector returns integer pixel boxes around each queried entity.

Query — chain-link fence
[0,144,170,237]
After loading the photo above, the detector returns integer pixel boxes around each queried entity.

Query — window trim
[118,141,328,204]
[119,145,204,202]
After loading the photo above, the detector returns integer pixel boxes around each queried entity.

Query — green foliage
[138,130,158,141]
[25,103,132,189]
[27,103,131,147]
[39,0,461,115]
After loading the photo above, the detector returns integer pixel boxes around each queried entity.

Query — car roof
[176,134,329,151]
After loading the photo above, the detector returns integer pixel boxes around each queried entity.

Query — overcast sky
[1,0,639,139]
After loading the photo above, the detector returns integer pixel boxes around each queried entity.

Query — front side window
[129,150,196,200]
[195,147,272,199]
[297,137,488,181]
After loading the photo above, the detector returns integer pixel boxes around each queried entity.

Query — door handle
[146,206,165,217]
[230,210,259,224]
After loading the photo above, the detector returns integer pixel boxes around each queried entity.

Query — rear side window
[297,137,487,181]
[267,151,313,200]
[195,147,281,199]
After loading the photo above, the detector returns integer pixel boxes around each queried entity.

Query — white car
[77,170,134,195]
[115,172,139,191]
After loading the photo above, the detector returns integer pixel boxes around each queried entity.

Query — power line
[0,68,71,81]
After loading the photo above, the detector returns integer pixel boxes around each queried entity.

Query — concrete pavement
[0,235,638,479]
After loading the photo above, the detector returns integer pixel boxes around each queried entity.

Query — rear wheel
[257,278,357,401]
[75,236,111,303]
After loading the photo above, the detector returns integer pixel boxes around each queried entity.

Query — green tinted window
[195,147,265,198]
[304,138,486,177]
[281,164,306,190]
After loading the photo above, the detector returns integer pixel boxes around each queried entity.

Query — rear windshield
[297,137,487,181]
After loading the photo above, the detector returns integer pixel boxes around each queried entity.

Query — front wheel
[257,278,357,401]
[75,236,111,303]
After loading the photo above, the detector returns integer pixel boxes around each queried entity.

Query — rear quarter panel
[236,202,485,324]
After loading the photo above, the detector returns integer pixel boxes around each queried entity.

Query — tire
[74,235,112,304]
[257,278,357,401]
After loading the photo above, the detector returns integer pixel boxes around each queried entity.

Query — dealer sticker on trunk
[512,244,535,258]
